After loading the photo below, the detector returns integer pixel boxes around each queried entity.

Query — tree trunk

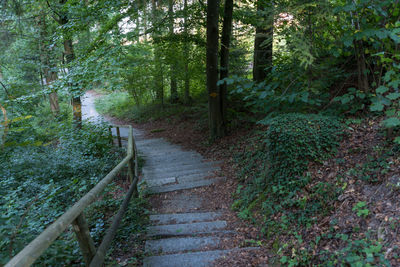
[219,0,233,129]
[38,13,60,116]
[350,8,369,93]
[46,71,60,115]
[183,0,190,104]
[207,0,224,140]
[143,0,148,42]
[58,0,82,127]
[63,38,82,126]
[152,0,164,106]
[168,0,178,103]
[253,0,273,82]
[354,40,369,93]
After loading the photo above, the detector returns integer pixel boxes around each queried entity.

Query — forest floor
[96,94,400,265]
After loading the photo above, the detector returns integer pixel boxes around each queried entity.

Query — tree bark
[152,0,164,106]
[253,0,273,82]
[207,0,224,140]
[59,0,82,127]
[63,38,82,126]
[183,0,191,104]
[38,13,60,116]
[143,0,148,42]
[169,0,178,103]
[354,40,369,93]
[219,0,233,129]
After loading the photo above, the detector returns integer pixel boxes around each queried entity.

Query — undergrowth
[233,113,344,260]
[1,116,148,266]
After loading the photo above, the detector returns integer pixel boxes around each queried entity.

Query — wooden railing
[5,125,139,267]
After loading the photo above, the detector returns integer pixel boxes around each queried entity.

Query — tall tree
[253,0,273,82]
[49,0,82,126]
[206,0,224,139]
[152,0,164,106]
[38,13,60,116]
[168,0,178,103]
[183,0,190,104]
[219,0,233,129]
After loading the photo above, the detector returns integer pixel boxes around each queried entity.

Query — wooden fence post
[116,127,122,148]
[72,213,96,266]
[127,157,134,184]
[108,127,113,145]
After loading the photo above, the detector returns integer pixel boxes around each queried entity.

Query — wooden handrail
[5,125,139,267]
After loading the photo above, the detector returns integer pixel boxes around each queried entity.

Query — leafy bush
[233,113,343,232]
[264,113,343,186]
[0,122,123,265]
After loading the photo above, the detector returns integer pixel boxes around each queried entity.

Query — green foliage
[333,87,370,114]
[94,92,136,120]
[226,58,344,118]
[95,91,208,123]
[233,113,343,234]
[352,201,370,218]
[321,235,390,266]
[0,120,123,265]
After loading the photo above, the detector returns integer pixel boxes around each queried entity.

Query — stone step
[156,195,203,213]
[141,153,203,161]
[144,172,208,183]
[177,175,225,184]
[147,220,228,237]
[139,148,187,155]
[150,212,222,225]
[144,167,218,180]
[143,165,219,179]
[143,161,221,171]
[143,248,260,267]
[144,177,177,187]
[147,177,224,194]
[145,236,220,255]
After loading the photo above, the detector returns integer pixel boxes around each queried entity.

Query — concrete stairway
[80,92,257,266]
[136,137,256,267]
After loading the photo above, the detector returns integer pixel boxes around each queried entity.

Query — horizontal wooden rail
[6,125,139,267]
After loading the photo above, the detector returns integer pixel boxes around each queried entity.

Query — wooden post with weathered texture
[108,127,113,144]
[127,126,135,184]
[116,127,122,147]
[72,214,96,266]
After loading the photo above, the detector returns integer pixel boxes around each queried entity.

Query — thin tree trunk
[58,0,82,127]
[355,40,369,93]
[152,0,164,106]
[253,0,273,82]
[219,0,233,129]
[143,0,148,42]
[169,0,178,103]
[38,13,60,116]
[350,6,369,93]
[183,0,190,104]
[63,38,82,126]
[46,72,60,115]
[207,0,224,140]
